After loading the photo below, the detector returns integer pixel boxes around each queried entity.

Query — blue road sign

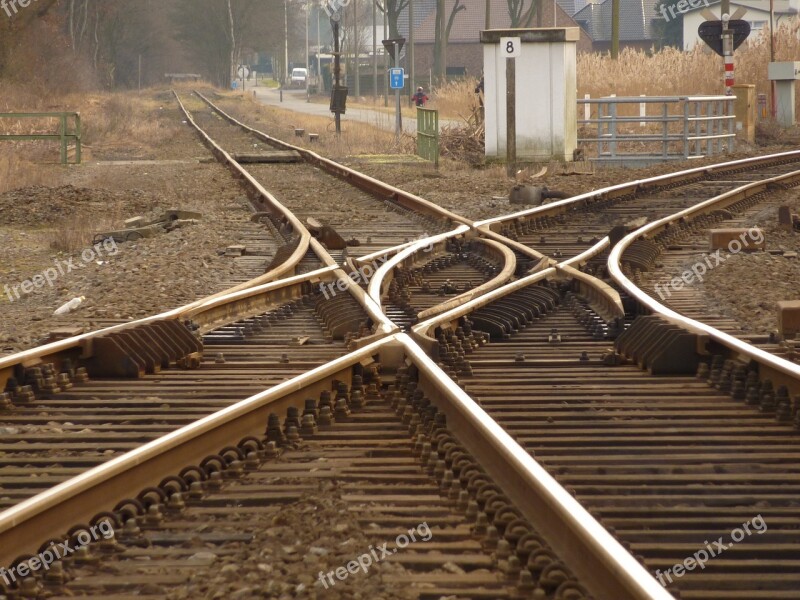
[389,68,404,90]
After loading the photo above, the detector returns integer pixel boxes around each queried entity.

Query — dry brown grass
[578,23,800,106]
[231,92,415,157]
[47,204,124,253]
[0,82,183,163]
[0,148,51,194]
[429,77,481,121]
[385,25,800,125]
[79,91,182,153]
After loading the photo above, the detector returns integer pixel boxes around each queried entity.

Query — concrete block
[709,228,765,252]
[777,300,800,338]
[733,84,755,144]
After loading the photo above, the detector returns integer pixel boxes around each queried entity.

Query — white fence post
[640,95,646,127]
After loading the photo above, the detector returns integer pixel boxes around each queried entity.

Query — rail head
[0,266,340,384]
[173,90,312,281]
[415,236,517,322]
[411,267,558,345]
[192,90,472,228]
[475,149,800,229]
[0,335,396,567]
[608,170,800,387]
[398,333,675,600]
[367,225,471,309]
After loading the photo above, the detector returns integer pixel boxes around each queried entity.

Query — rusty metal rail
[608,168,800,395]
[9,93,800,600]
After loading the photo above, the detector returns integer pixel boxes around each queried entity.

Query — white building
[683,0,799,50]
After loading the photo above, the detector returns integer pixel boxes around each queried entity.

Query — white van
[291,68,308,87]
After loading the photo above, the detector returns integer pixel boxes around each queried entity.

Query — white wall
[484,38,577,161]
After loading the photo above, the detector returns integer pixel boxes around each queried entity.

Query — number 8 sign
[500,37,521,58]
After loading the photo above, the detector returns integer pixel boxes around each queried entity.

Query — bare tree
[375,0,408,40]
[433,0,465,82]
[507,0,537,27]
[173,0,275,87]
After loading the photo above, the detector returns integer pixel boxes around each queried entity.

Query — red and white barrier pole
[724,55,735,95]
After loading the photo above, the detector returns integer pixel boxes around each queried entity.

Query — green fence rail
[0,112,82,165]
[416,107,439,167]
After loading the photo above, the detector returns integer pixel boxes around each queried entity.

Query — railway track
[413,276,800,600]
[1,92,800,600]
[478,153,800,265]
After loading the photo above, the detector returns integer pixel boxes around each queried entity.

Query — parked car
[290,68,308,87]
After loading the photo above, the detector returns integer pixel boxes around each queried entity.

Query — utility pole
[332,17,342,134]
[721,0,733,95]
[306,0,310,101]
[284,0,290,84]
[409,0,415,104]
[373,0,377,99]
[506,57,516,179]
[394,40,402,139]
[770,0,776,117]
[383,7,389,107]
[354,0,360,97]
[485,0,490,29]
[611,0,619,59]
[317,7,323,92]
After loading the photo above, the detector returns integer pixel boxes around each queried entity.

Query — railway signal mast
[329,7,347,135]
[696,0,750,96]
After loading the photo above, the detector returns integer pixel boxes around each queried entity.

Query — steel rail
[179,90,395,335]
[174,90,312,287]
[367,225,470,307]
[475,149,800,231]
[308,237,396,336]
[368,227,517,319]
[192,91,472,228]
[609,169,800,393]
[0,321,674,599]
[399,333,674,600]
[0,265,339,391]
[415,236,517,321]
[0,335,393,566]
[10,96,800,597]
[410,267,556,352]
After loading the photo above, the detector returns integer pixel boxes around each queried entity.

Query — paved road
[251,85,461,134]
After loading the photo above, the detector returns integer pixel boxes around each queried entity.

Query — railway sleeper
[3,365,592,600]
[203,293,370,348]
[698,356,800,426]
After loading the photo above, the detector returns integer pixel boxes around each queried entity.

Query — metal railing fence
[578,96,735,165]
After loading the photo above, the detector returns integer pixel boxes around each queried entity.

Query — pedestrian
[412,86,428,107]
[475,75,484,108]
[474,75,485,123]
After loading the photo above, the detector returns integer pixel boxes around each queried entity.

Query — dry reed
[578,23,800,107]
